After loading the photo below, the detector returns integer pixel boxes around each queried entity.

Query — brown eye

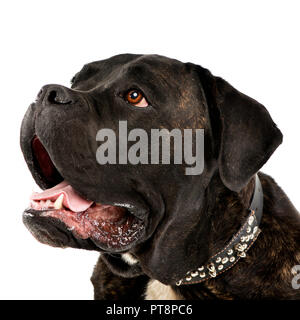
[125,90,148,107]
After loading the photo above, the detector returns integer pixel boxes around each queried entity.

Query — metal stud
[248,216,254,225]
[191,271,199,277]
[186,276,192,281]
[246,226,252,233]
[216,257,222,263]
[209,270,217,278]
[222,257,228,264]
[176,280,182,286]
[198,266,204,271]
[237,251,246,258]
[200,272,206,278]
[250,234,254,240]
[218,264,224,271]
[253,226,258,234]
[227,249,233,255]
[241,236,246,242]
[235,243,244,252]
[242,243,247,250]
[229,256,235,262]
[207,263,215,272]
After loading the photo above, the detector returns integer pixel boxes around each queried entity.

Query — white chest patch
[145,280,181,300]
[121,253,138,265]
[121,253,181,300]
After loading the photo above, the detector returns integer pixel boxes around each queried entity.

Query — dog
[20,54,300,299]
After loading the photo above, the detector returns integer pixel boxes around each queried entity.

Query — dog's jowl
[20,54,300,299]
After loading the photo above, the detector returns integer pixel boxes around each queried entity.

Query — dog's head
[20,54,282,284]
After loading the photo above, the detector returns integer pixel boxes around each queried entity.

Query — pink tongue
[30,180,94,212]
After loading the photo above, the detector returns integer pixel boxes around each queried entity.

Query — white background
[0,0,299,299]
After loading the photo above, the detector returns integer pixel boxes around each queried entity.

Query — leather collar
[175,174,263,286]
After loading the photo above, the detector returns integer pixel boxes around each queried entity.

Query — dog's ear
[192,64,283,192]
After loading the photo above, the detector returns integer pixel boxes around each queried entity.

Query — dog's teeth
[54,194,64,209]
[30,200,38,209]
[45,200,52,207]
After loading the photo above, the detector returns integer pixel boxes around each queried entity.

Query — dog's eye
[125,89,148,107]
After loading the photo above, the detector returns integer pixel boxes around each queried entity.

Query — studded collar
[175,174,263,286]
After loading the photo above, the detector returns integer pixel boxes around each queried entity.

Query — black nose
[37,85,75,105]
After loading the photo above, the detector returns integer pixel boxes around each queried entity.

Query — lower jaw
[23,207,145,252]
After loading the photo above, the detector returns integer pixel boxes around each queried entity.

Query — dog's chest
[145,280,181,300]
[121,254,181,300]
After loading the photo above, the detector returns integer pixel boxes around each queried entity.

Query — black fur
[20,54,300,299]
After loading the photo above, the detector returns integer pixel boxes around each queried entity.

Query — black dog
[20,54,300,299]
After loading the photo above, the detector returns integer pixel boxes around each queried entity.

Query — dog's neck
[205,173,257,261]
[173,173,300,299]
[112,173,299,299]
[175,174,263,286]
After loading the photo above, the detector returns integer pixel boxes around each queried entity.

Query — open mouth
[23,136,145,251]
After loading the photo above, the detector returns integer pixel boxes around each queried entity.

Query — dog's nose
[37,85,75,105]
